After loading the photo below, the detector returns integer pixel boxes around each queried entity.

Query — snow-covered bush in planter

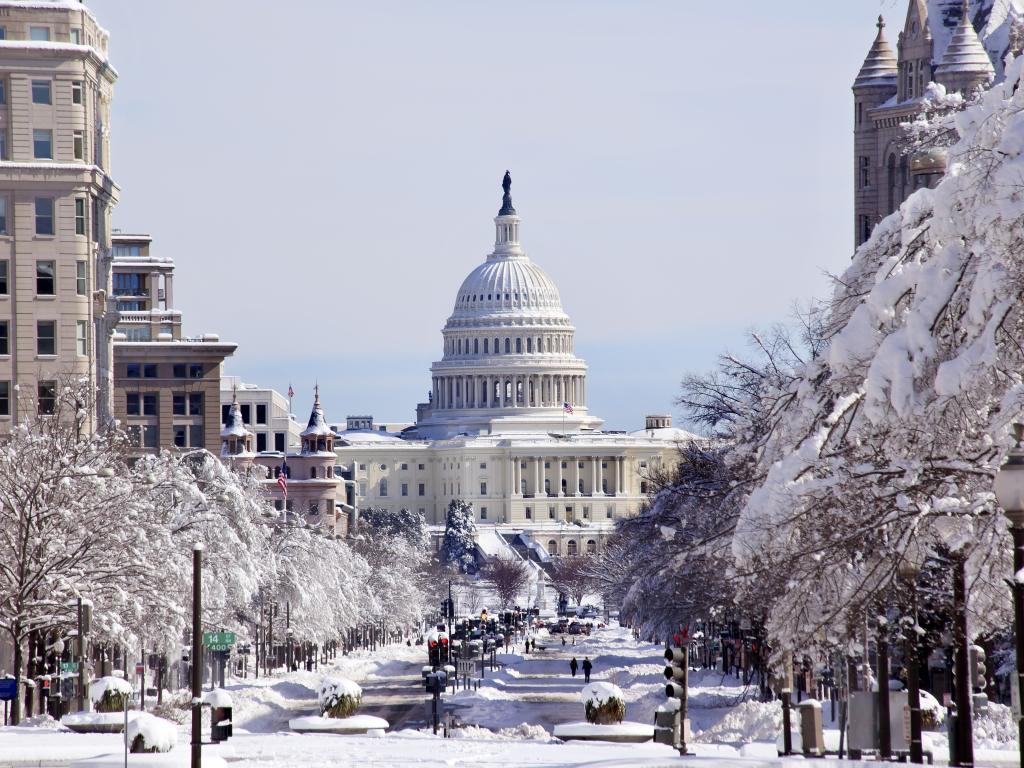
[581,682,625,725]
[89,676,133,713]
[127,713,177,753]
[318,677,362,718]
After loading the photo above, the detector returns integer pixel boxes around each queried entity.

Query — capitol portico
[333,173,695,554]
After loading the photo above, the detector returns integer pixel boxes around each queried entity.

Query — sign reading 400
[203,631,236,652]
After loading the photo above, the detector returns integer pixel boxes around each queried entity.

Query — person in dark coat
[570,657,578,677]
[582,657,593,683]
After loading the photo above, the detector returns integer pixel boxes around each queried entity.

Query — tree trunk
[11,625,23,725]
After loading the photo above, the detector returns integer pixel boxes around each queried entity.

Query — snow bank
[453,722,553,741]
[204,689,233,708]
[289,714,388,733]
[553,721,653,741]
[126,713,178,753]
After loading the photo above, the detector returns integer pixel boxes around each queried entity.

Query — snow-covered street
[1,624,1021,767]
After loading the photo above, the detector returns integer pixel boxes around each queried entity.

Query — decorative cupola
[220,389,254,462]
[934,0,995,95]
[300,385,334,455]
[493,170,522,257]
[854,16,898,90]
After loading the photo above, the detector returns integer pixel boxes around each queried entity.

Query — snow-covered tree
[440,499,477,572]
[359,506,428,547]
[0,380,137,723]
[480,555,530,608]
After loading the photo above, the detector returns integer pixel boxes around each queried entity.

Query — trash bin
[797,699,824,756]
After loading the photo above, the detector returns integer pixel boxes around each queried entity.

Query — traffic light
[439,635,450,664]
[424,670,446,694]
[970,645,987,692]
[664,645,688,699]
[658,644,689,754]
[428,638,440,667]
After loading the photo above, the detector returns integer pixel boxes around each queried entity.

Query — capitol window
[525,507,532,519]
[480,507,487,520]
[474,338,479,354]
[484,339,489,353]
[379,479,388,496]
[527,338,533,353]
[504,338,510,353]
[516,338,522,353]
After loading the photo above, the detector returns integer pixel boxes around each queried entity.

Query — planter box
[62,711,140,734]
[289,714,389,734]
[553,721,653,743]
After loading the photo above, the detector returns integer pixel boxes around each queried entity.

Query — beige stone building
[111,232,235,453]
[0,0,119,426]
[219,376,302,455]
[853,0,1018,246]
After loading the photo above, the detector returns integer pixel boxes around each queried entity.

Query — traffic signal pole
[191,544,203,768]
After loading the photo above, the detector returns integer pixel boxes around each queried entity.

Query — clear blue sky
[89,0,903,430]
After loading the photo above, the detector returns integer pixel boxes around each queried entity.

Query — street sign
[135,663,144,675]
[59,661,79,674]
[203,631,236,652]
[0,678,16,701]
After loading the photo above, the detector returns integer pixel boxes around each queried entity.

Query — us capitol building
[332,173,692,556]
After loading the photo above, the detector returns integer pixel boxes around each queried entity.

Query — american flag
[277,462,288,496]
[563,402,573,414]
[287,383,294,399]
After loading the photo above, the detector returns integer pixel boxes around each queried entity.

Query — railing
[118,309,181,323]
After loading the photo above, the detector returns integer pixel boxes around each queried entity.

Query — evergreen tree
[440,499,478,572]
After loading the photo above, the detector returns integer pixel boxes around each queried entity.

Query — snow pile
[692,699,781,744]
[973,701,1018,746]
[453,723,553,741]
[18,713,68,730]
[204,689,232,708]
[126,713,177,753]
[88,676,131,704]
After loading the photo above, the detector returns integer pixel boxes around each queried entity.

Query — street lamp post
[992,422,1024,768]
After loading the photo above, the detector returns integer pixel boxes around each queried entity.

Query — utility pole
[191,544,203,768]
[952,557,974,767]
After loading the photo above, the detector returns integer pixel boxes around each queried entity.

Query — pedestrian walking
[582,657,593,683]
[570,657,578,677]
[525,638,531,654]
[562,637,566,646]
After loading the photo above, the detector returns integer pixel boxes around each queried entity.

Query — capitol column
[597,456,604,496]
[617,456,626,495]
[555,455,563,496]
[509,456,518,497]
[535,457,543,497]
[570,457,579,497]
[591,457,598,496]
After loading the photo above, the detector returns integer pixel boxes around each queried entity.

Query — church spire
[853,16,898,89]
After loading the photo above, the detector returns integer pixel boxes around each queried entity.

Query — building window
[144,363,157,378]
[173,363,186,378]
[275,432,285,452]
[547,540,558,555]
[480,481,487,495]
[37,380,56,414]
[35,198,54,235]
[256,403,267,424]
[173,426,188,448]
[549,506,555,519]
[73,129,85,161]
[113,273,143,296]
[525,506,532,519]
[127,363,141,378]
[583,506,590,518]
[0,261,6,295]
[401,483,408,497]
[567,540,578,556]
[379,479,387,497]
[189,364,203,378]
[640,481,649,494]
[76,260,87,295]
[126,393,140,415]
[69,28,81,44]
[0,320,8,355]
[76,320,87,356]
[309,467,317,479]
[586,540,597,554]
[173,394,186,416]
[0,381,8,416]
[418,482,425,496]
[480,506,487,520]
[36,261,55,295]
[308,501,319,515]
[401,463,408,471]
[33,129,52,159]
[274,499,284,511]
[606,506,613,519]
[359,481,367,496]
[479,462,486,469]
[71,81,83,104]
[0,28,6,41]
[418,463,425,471]
[0,199,6,235]
[858,156,869,188]
[31,80,51,104]
[36,320,55,356]
[29,26,51,41]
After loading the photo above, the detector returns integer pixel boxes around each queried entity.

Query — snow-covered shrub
[127,713,177,753]
[580,682,625,725]
[318,677,362,718]
[919,690,945,730]
[89,676,132,713]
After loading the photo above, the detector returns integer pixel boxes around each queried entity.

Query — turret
[220,390,254,464]
[934,0,994,95]
[300,385,335,455]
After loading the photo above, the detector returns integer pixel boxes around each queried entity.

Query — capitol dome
[416,172,602,439]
